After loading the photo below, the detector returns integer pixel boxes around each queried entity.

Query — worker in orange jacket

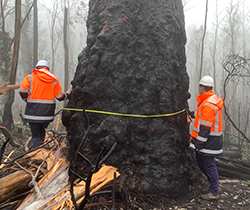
[19,60,72,149]
[189,75,223,201]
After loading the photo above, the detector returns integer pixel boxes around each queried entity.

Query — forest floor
[1,127,250,210]
[168,176,250,210]
[87,161,250,210]
[83,173,250,210]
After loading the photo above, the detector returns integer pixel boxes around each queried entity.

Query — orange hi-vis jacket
[19,67,66,123]
[190,90,223,156]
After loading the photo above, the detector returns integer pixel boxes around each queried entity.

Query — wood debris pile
[0,135,119,210]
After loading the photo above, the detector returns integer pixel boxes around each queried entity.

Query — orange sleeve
[54,79,65,100]
[19,74,30,93]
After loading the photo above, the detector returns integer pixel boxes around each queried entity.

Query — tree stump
[63,0,198,198]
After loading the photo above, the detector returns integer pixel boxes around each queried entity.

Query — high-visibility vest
[19,68,65,123]
[190,90,223,156]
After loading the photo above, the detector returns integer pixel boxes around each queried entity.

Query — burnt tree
[63,0,198,199]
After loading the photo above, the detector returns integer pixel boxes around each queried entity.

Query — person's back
[19,60,72,149]
[30,69,58,101]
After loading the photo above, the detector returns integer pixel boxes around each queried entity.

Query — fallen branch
[15,153,69,210]
[15,162,119,209]
[13,146,56,200]
[0,82,19,95]
[70,142,117,210]
[0,150,14,169]
[0,124,22,147]
[219,179,240,184]
[0,137,10,164]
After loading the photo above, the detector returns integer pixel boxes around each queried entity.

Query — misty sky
[184,0,249,26]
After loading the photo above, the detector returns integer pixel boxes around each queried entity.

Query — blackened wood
[63,0,197,197]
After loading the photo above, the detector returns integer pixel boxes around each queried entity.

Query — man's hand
[66,87,72,94]
[65,87,73,100]
[188,110,195,118]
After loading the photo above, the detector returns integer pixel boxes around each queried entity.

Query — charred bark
[63,0,198,198]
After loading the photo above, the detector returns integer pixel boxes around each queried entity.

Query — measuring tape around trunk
[56,107,185,118]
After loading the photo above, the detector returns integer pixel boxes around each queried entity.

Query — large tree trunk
[63,0,198,198]
[3,0,21,130]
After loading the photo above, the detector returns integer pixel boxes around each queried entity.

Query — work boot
[200,192,219,200]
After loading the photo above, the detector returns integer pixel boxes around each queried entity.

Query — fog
[1,0,250,151]
[184,0,250,152]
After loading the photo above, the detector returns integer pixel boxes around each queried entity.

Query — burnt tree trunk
[63,0,198,198]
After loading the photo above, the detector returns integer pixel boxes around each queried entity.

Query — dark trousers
[29,122,49,149]
[196,153,219,195]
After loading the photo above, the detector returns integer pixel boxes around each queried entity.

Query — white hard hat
[36,60,49,68]
[199,75,214,87]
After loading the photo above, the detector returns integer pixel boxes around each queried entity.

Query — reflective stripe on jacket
[19,68,65,123]
[190,90,223,156]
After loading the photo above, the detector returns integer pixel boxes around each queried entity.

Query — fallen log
[0,148,57,205]
[15,163,119,210]
[222,150,242,159]
[216,159,250,180]
[0,144,120,210]
[15,158,69,210]
[0,169,35,203]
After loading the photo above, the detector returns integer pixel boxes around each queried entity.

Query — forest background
[1,0,250,157]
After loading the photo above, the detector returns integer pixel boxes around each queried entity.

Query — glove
[188,110,195,118]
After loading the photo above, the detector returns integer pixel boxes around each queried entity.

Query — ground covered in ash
[84,175,250,210]
[168,176,250,210]
[1,131,250,210]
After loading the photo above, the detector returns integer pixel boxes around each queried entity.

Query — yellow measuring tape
[56,107,185,118]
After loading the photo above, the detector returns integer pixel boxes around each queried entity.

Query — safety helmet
[199,75,214,87]
[36,60,49,69]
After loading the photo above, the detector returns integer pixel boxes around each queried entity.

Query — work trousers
[29,122,49,149]
[196,153,219,195]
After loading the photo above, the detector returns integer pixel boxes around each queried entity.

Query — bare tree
[33,0,38,66]
[63,0,69,95]
[19,0,35,75]
[222,54,250,144]
[209,0,220,91]
[41,0,63,73]
[2,0,21,130]
[199,0,208,80]
[185,25,203,106]
[0,0,13,83]
[1,0,37,129]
